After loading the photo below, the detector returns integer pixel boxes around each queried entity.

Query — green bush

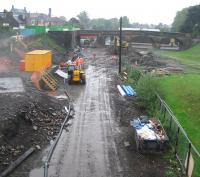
[123,66,142,85]
[129,68,142,83]
[135,74,158,115]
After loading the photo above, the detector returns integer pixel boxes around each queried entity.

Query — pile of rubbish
[131,116,168,141]
[124,50,164,69]
[117,85,136,96]
[130,116,169,152]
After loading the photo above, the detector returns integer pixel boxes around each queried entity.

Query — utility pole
[119,17,122,74]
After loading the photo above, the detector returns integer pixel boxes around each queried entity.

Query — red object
[19,60,25,71]
[74,58,85,66]
[93,53,96,59]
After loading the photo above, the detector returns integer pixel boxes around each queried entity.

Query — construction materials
[40,71,58,91]
[117,85,136,96]
[25,50,52,72]
[0,147,35,177]
[131,117,168,153]
[117,85,126,96]
[121,85,136,96]
[55,69,68,79]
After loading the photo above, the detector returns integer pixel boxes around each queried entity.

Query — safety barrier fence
[156,94,200,177]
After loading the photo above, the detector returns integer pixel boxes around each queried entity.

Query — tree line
[172,4,200,36]
[68,11,170,31]
[71,5,200,37]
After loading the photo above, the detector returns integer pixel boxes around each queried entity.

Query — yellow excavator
[113,36,129,54]
[114,36,129,49]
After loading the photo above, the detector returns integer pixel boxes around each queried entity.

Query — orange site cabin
[25,50,52,72]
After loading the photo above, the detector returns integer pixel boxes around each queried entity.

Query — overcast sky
[0,0,200,25]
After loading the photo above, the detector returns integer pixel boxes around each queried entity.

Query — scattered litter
[54,95,68,100]
[33,126,38,131]
[35,145,41,150]
[124,141,130,148]
[50,140,54,145]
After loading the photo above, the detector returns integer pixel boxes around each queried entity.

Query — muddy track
[49,64,121,177]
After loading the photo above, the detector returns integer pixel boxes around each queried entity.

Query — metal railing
[156,94,200,177]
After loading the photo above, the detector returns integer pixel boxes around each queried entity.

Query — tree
[156,23,171,32]
[59,16,67,22]
[109,18,119,30]
[69,17,80,24]
[77,11,90,29]
[180,5,200,36]
[122,16,130,28]
[90,18,119,30]
[171,8,188,32]
[90,18,105,30]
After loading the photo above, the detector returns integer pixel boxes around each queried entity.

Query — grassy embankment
[157,44,200,151]
[156,43,200,69]
[159,74,200,150]
[27,35,65,54]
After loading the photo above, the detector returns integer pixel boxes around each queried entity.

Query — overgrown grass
[159,73,200,151]
[28,35,65,54]
[135,74,158,115]
[40,35,65,53]
[155,43,200,68]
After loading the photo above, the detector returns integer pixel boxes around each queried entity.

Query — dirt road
[44,50,121,177]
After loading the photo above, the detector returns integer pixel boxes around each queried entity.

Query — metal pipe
[119,17,122,74]
[44,91,72,177]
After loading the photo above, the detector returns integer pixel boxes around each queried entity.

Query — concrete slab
[0,77,24,93]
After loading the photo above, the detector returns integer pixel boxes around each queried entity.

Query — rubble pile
[19,100,67,138]
[123,50,165,70]
[0,91,68,172]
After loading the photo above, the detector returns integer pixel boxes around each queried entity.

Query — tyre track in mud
[54,64,121,177]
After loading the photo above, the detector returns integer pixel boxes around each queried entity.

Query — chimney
[48,8,51,18]
[24,7,27,12]
[12,5,14,10]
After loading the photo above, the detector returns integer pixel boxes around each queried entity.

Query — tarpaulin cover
[55,69,68,79]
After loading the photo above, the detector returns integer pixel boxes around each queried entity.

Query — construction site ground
[0,41,184,177]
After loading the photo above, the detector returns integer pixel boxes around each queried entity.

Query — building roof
[26,50,51,55]
[11,8,27,15]
[49,17,66,23]
[0,12,4,18]
[30,13,49,19]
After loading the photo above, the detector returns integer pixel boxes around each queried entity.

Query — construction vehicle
[67,64,86,85]
[113,36,129,54]
[114,36,129,49]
